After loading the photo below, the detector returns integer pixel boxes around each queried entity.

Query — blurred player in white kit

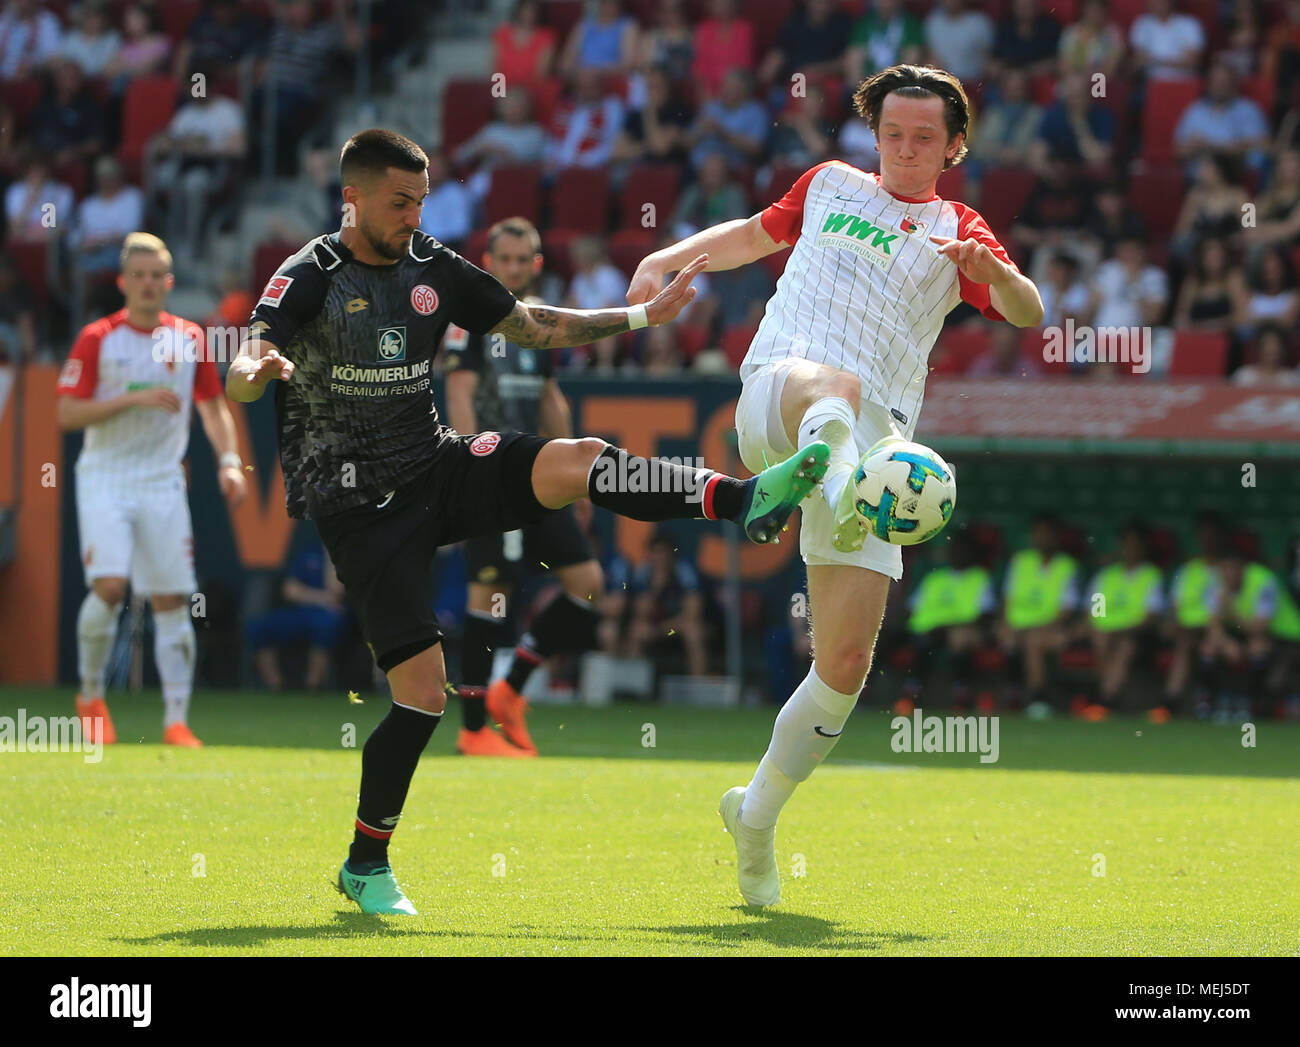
[628,65,1044,906]
[56,232,246,747]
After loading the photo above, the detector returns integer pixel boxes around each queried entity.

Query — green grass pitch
[2,686,1297,956]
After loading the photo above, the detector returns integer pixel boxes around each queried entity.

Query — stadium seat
[1,77,43,134]
[250,241,301,296]
[541,0,583,42]
[721,324,758,369]
[521,76,562,128]
[3,240,49,312]
[674,323,709,363]
[1169,331,1229,377]
[1030,74,1058,106]
[619,164,681,231]
[550,167,610,233]
[758,164,805,207]
[1109,0,1148,31]
[160,0,201,43]
[761,247,791,283]
[749,0,795,57]
[539,227,579,282]
[464,229,489,267]
[485,164,541,225]
[1021,326,1067,374]
[932,325,991,375]
[1126,163,1186,240]
[1141,79,1203,164]
[1240,75,1275,115]
[54,158,88,201]
[118,75,179,181]
[442,79,495,154]
[937,165,966,201]
[607,228,656,282]
[977,165,1037,242]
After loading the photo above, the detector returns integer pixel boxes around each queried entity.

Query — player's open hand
[245,349,295,387]
[132,387,182,413]
[929,236,1010,285]
[626,260,666,307]
[643,254,708,326]
[219,465,247,508]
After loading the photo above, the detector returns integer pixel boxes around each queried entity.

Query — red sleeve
[759,160,840,246]
[56,326,102,398]
[188,323,222,402]
[952,203,1018,322]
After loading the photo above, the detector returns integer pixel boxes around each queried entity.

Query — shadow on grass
[621,910,933,952]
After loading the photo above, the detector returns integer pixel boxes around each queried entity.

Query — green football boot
[336,861,418,915]
[741,441,830,544]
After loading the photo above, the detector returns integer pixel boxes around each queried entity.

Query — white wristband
[219,452,243,470]
[627,303,649,330]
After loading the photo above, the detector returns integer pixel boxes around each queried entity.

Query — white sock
[77,591,120,698]
[797,397,860,509]
[740,666,859,830]
[153,605,196,727]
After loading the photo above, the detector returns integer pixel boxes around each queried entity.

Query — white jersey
[743,160,1015,437]
[57,309,221,486]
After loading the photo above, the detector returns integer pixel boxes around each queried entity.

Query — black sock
[461,611,510,730]
[586,446,745,522]
[349,702,441,868]
[506,594,599,692]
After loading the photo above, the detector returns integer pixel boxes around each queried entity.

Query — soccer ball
[852,438,956,546]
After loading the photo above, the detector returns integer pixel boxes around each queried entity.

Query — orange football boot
[485,679,537,754]
[457,726,534,757]
[162,723,203,747]
[76,695,116,745]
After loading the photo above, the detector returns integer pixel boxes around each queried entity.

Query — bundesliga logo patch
[411,284,438,316]
[258,275,293,308]
[470,432,501,457]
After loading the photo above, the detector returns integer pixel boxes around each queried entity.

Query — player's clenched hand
[245,349,295,387]
[643,254,708,326]
[626,260,666,306]
[219,465,247,508]
[131,387,182,413]
[929,236,1010,285]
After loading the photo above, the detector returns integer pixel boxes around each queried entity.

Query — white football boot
[718,786,781,907]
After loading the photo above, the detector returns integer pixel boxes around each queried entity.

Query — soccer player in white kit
[56,232,247,748]
[627,65,1045,906]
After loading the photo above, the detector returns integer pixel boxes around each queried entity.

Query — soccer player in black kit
[444,216,602,758]
[227,129,829,915]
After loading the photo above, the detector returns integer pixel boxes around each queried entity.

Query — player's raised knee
[92,578,127,607]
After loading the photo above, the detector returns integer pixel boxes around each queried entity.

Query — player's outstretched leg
[153,597,203,747]
[533,438,829,544]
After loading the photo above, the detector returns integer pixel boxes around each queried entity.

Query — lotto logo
[470,432,501,457]
[259,275,294,308]
[411,284,439,316]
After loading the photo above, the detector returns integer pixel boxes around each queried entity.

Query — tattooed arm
[490,254,709,349]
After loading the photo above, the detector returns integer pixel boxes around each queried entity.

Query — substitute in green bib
[1200,554,1300,719]
[1086,522,1164,711]
[999,513,1080,707]
[905,531,996,707]
[1162,512,1224,714]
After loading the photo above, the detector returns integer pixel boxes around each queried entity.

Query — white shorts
[76,469,197,594]
[735,359,905,580]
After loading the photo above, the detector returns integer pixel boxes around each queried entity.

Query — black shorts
[316,431,550,672]
[464,503,593,586]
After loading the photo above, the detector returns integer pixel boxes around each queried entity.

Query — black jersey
[442,294,553,434]
[247,230,517,519]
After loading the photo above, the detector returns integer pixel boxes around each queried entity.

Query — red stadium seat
[758,164,805,208]
[54,158,88,201]
[1,77,43,134]
[1169,331,1229,377]
[541,0,583,42]
[932,325,992,375]
[464,229,489,268]
[761,247,791,283]
[977,165,1036,242]
[1109,0,1148,32]
[540,227,579,282]
[1030,74,1058,106]
[250,241,301,296]
[485,164,541,225]
[748,0,794,59]
[1126,163,1186,240]
[519,76,562,128]
[550,167,610,233]
[442,79,495,154]
[118,75,179,181]
[936,165,966,201]
[673,323,709,362]
[1239,75,1275,115]
[607,228,656,282]
[619,164,681,230]
[1142,79,1203,164]
[721,324,758,369]
[160,0,201,43]
[1020,326,1066,374]
[3,239,49,312]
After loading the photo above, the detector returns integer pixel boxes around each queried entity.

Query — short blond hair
[120,232,173,272]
